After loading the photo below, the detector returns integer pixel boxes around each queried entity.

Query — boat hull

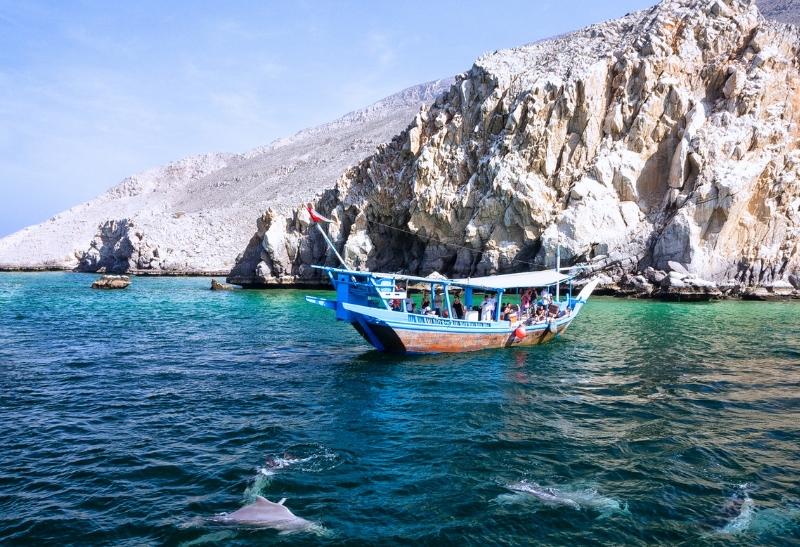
[352,319,570,354]
[305,278,599,354]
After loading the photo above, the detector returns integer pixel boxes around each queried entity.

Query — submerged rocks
[91,275,131,289]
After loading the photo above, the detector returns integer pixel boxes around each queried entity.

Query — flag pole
[306,203,349,269]
[314,222,349,269]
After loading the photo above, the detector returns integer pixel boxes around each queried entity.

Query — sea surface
[1,273,799,545]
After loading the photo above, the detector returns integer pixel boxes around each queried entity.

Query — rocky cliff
[0,80,451,273]
[759,0,800,26]
[227,0,800,298]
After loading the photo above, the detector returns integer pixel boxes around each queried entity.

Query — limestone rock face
[229,0,800,291]
[0,80,451,274]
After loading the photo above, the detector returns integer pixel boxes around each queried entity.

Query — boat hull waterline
[306,279,599,354]
[351,314,571,354]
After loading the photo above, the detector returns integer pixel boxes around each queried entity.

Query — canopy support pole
[495,290,504,322]
[555,231,561,303]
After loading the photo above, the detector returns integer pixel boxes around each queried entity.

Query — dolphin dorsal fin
[278,498,287,505]
[255,495,270,504]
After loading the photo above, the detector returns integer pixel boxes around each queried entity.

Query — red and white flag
[306,203,332,223]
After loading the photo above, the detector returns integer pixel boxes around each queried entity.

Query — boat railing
[406,313,491,328]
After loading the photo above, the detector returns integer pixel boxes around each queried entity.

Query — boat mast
[555,229,561,303]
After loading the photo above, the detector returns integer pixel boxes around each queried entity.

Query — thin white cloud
[365,30,397,67]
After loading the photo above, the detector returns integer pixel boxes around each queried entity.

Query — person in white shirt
[480,294,496,321]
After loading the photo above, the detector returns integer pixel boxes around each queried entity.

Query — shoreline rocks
[585,265,800,301]
[91,275,131,289]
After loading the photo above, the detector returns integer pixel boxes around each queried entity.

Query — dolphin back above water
[717,487,754,534]
[217,496,315,533]
[499,481,626,516]
[514,484,581,510]
[711,484,800,537]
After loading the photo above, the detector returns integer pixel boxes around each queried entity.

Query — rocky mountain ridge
[227,0,800,299]
[2,0,798,293]
[0,79,451,273]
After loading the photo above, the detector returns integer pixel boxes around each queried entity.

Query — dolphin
[709,487,800,538]
[217,496,316,533]
[265,453,313,470]
[500,481,626,515]
[510,483,581,509]
[716,486,754,534]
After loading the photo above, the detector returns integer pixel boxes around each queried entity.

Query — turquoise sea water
[1,272,799,545]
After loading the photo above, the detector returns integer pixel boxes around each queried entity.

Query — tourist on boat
[452,296,464,319]
[501,303,513,321]
[480,294,490,320]
[434,291,444,315]
[405,295,414,312]
[480,293,496,321]
[520,289,532,313]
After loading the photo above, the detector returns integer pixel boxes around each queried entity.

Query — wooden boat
[301,204,598,354]
[305,266,598,354]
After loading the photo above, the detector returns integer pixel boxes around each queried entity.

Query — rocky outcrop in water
[91,275,131,289]
[227,0,800,300]
[210,279,234,290]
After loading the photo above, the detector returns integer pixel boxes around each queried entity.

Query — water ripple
[0,273,799,544]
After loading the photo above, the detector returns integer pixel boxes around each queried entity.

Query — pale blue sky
[0,0,654,236]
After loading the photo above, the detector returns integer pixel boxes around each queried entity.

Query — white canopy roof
[453,270,570,290]
[316,265,571,290]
